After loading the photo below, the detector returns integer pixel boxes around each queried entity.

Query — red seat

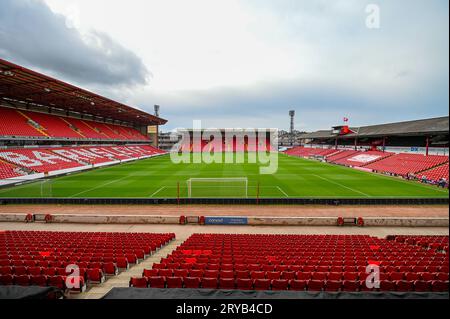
[219,278,235,289]
[413,280,431,292]
[396,280,414,292]
[148,276,166,288]
[48,276,66,290]
[14,266,28,276]
[254,279,271,290]
[276,265,289,272]
[308,280,325,291]
[266,271,281,280]
[379,280,396,291]
[289,280,307,291]
[103,262,118,276]
[30,275,48,287]
[235,270,250,279]
[248,264,261,271]
[342,280,360,291]
[219,270,235,279]
[327,272,342,281]
[221,264,234,271]
[325,280,342,291]
[389,272,404,281]
[236,278,253,290]
[15,275,31,286]
[0,274,14,285]
[201,278,218,289]
[271,279,289,291]
[115,257,129,269]
[436,272,449,281]
[316,266,329,272]
[166,277,183,288]
[250,271,265,279]
[0,266,12,275]
[87,268,105,283]
[296,272,312,280]
[420,273,436,281]
[159,269,174,277]
[262,265,276,272]
[303,265,316,272]
[234,264,247,271]
[174,269,189,278]
[183,277,201,288]
[312,272,327,281]
[431,280,449,292]
[28,266,43,276]
[343,272,359,281]
[125,254,138,264]
[405,272,421,281]
[281,271,296,280]
[129,277,148,288]
[207,264,220,270]
[203,270,219,279]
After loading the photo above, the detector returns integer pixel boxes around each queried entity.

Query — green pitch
[0,153,448,198]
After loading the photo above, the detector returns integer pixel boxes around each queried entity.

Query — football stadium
[0,0,448,311]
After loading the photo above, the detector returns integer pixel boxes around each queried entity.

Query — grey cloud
[0,0,149,87]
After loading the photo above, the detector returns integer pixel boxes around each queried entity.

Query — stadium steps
[415,160,450,175]
[74,238,183,299]
[59,117,86,138]
[15,110,50,137]
[324,150,343,158]
[357,151,395,167]
[326,150,360,163]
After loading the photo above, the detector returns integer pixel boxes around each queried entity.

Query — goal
[186,177,248,198]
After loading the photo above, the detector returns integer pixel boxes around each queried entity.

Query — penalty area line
[149,186,166,198]
[276,186,289,198]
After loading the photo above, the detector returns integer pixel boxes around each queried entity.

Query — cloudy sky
[0,0,448,131]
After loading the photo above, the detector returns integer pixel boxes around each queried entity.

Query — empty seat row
[130,276,449,292]
[142,268,449,282]
[0,106,150,141]
[144,234,448,293]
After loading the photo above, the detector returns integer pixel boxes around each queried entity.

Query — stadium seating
[285,146,339,158]
[332,151,393,167]
[421,163,449,183]
[25,112,83,139]
[0,160,25,179]
[0,148,83,173]
[0,145,166,178]
[364,153,449,177]
[136,234,449,292]
[0,107,44,138]
[0,230,175,292]
[0,107,149,141]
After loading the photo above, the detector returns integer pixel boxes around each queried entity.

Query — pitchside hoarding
[204,217,248,225]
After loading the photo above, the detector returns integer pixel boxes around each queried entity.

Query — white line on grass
[276,186,289,197]
[149,186,166,198]
[312,174,371,197]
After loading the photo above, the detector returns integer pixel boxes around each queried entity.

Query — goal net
[186,177,248,198]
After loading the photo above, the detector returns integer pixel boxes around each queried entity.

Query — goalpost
[186,177,248,198]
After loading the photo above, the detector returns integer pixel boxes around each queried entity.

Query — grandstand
[0,58,448,302]
[132,233,448,292]
[0,58,167,187]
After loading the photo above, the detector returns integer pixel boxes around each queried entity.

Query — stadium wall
[0,197,447,205]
